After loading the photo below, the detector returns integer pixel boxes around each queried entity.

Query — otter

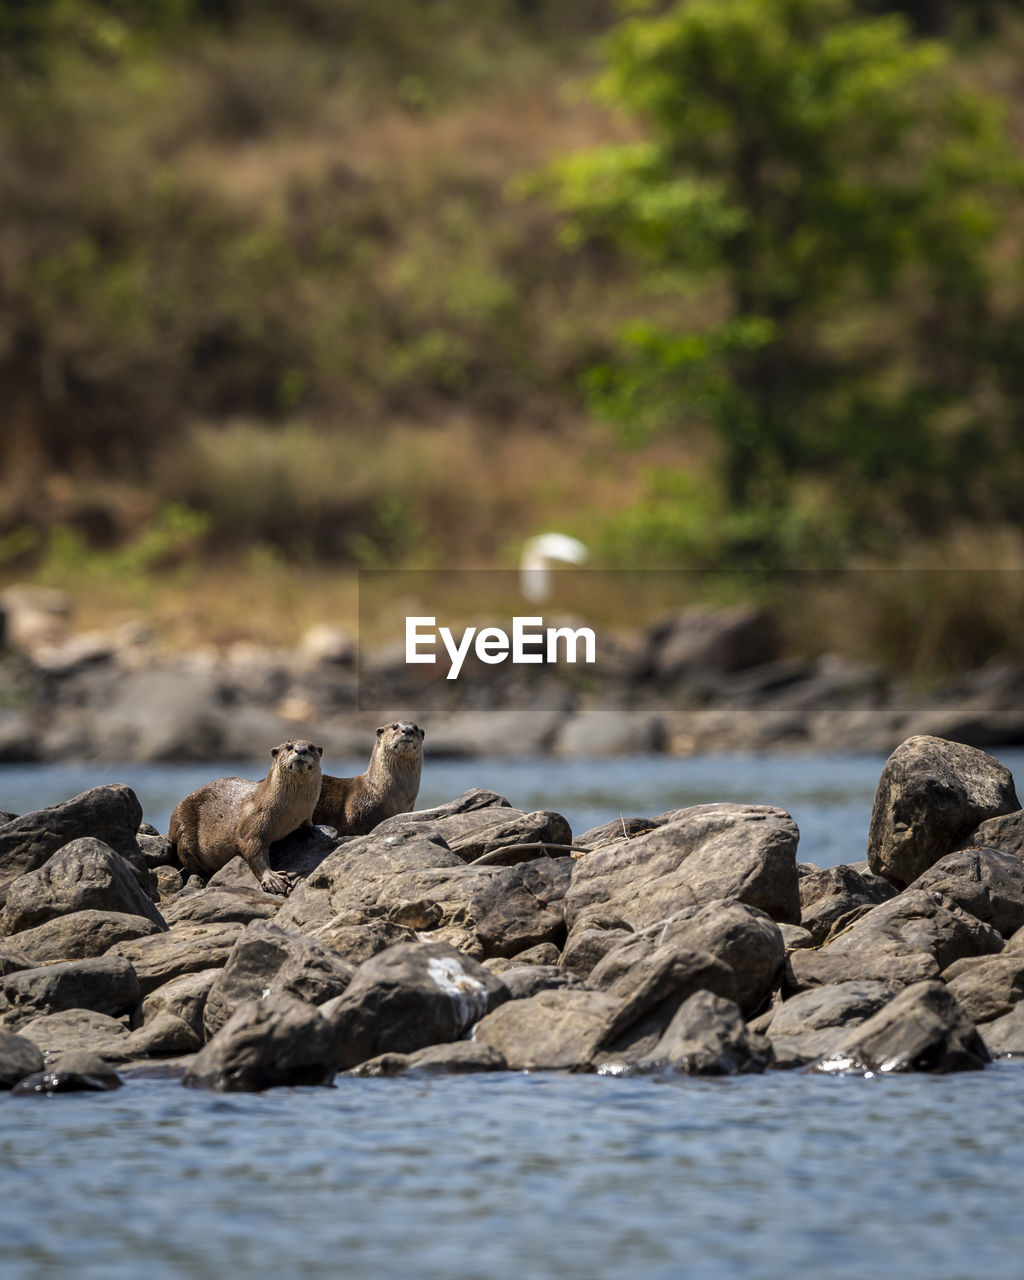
[313,721,424,836]
[167,740,323,896]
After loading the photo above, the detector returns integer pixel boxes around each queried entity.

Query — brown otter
[167,740,323,896]
[313,721,424,836]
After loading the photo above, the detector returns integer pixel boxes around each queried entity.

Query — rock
[154,867,184,899]
[559,917,634,979]
[623,991,772,1076]
[764,981,896,1069]
[471,989,622,1071]
[183,995,337,1091]
[941,954,1024,1024]
[348,1042,509,1077]
[12,1050,122,1094]
[779,923,814,951]
[962,810,1024,861]
[203,921,355,1039]
[306,916,419,965]
[136,832,178,869]
[88,666,227,763]
[159,886,282,928]
[17,1009,130,1061]
[0,784,144,907]
[276,828,569,960]
[0,955,140,1028]
[489,942,561,968]
[640,605,778,684]
[980,1003,1024,1056]
[493,964,586,1001]
[11,909,164,964]
[108,922,244,996]
[564,803,801,931]
[450,812,574,866]
[139,968,220,1041]
[121,1012,202,1059]
[0,1027,44,1087]
[787,889,1003,993]
[375,789,512,829]
[424,712,564,758]
[375,798,571,864]
[205,824,341,891]
[587,899,785,1017]
[552,710,665,758]
[1,839,167,936]
[574,818,657,848]
[325,942,510,1071]
[809,980,990,1074]
[867,735,1020,888]
[907,847,1024,938]
[0,943,34,975]
[798,864,896,946]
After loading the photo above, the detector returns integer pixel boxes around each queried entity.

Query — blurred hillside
[3,0,1024,662]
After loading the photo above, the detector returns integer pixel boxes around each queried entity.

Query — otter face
[271,740,324,772]
[376,721,424,755]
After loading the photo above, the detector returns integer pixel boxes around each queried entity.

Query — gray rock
[139,968,220,1040]
[12,1050,122,1094]
[348,1041,509,1077]
[980,1003,1024,1056]
[493,964,586,1001]
[183,995,337,1091]
[574,818,657,848]
[89,666,227,764]
[471,988,621,1071]
[779,923,814,951]
[203,920,355,1039]
[941,954,1024,1024]
[375,799,571,865]
[324,942,510,1071]
[587,899,785,1017]
[374,789,512,829]
[154,867,185,899]
[867,735,1020,888]
[0,1027,44,1087]
[553,710,665,758]
[120,1012,201,1059]
[136,832,178,869]
[205,824,341,891]
[908,846,1024,938]
[0,784,144,907]
[565,803,801,931]
[787,889,1003,993]
[641,605,778,684]
[0,956,140,1028]
[799,864,896,946]
[306,917,419,965]
[0,943,34,975]
[108,922,244,996]
[809,980,990,1074]
[493,942,561,968]
[423,711,563,758]
[159,886,282,928]
[1,837,166,936]
[12,909,164,964]
[559,918,634,980]
[765,981,896,1069]
[17,1009,130,1062]
[625,991,772,1076]
[962,810,1024,861]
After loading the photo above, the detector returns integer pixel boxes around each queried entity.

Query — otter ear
[418,726,425,740]
[376,726,386,737]
[315,745,323,758]
[271,746,280,758]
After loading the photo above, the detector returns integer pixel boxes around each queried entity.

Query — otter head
[271,739,324,774]
[376,721,425,757]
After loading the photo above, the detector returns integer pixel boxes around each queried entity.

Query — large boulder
[203,921,355,1039]
[809,980,990,1074]
[764,980,896,1069]
[1,838,167,936]
[108,922,244,995]
[471,989,622,1071]
[0,955,140,1027]
[564,803,800,930]
[11,909,164,964]
[324,942,509,1071]
[627,991,772,1076]
[0,1027,44,1087]
[183,995,337,1091]
[0,784,145,907]
[907,847,1024,938]
[867,736,1020,888]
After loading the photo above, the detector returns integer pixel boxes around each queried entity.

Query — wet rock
[13,1050,123,1094]
[553,710,665,758]
[0,784,144,907]
[0,955,140,1027]
[941,954,1024,1024]
[621,991,772,1076]
[183,995,337,1092]
[798,864,896,946]
[907,847,1024,938]
[203,920,355,1039]
[867,735,1020,889]
[588,899,785,1017]
[809,980,990,1074]
[17,1009,129,1062]
[325,942,510,1071]
[565,803,801,931]
[139,968,220,1041]
[787,889,1003,993]
[108,922,244,996]
[348,1041,509,1077]
[159,886,282,928]
[764,981,896,1069]
[471,988,621,1071]
[493,964,586,1000]
[0,1027,44,1087]
[1,839,167,936]
[12,909,164,964]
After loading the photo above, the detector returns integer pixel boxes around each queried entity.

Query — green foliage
[542,0,1023,540]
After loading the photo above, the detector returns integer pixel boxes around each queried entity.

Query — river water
[3,750,1024,1279]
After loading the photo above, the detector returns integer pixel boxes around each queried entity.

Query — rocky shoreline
[4,586,1024,762]
[3,732,1024,1093]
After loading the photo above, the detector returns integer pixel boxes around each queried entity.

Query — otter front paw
[259,869,292,897]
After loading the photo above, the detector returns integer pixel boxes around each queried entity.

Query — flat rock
[623,991,772,1076]
[159,886,282,927]
[183,994,337,1091]
[13,910,162,966]
[121,1012,201,1059]
[765,981,896,1069]
[867,735,1020,888]
[471,988,622,1071]
[17,1009,130,1062]
[348,1041,509,1077]
[324,942,510,1071]
[0,955,140,1028]
[565,803,801,930]
[108,922,244,995]
[204,920,355,1039]
[0,1027,44,1087]
[809,980,990,1074]
[907,846,1024,938]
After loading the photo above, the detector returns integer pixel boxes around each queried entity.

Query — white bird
[519,533,589,603]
